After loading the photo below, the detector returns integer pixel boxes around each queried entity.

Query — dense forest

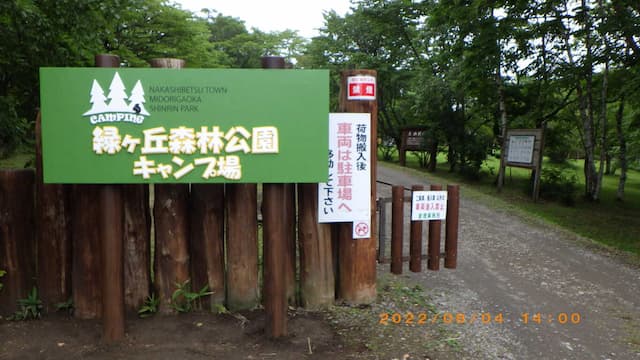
[1,0,639,201]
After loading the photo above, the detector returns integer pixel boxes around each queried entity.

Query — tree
[129,80,149,116]
[106,72,129,112]
[84,80,108,116]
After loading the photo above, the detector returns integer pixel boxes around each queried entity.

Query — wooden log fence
[377,183,460,272]
[0,57,413,341]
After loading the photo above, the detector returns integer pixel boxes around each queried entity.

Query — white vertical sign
[318,113,371,236]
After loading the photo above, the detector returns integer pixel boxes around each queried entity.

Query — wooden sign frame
[399,126,428,166]
[499,128,545,201]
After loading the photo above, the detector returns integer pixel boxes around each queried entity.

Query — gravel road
[376,162,640,360]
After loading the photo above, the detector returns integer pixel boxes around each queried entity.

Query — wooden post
[190,184,225,308]
[71,184,103,319]
[298,183,334,309]
[225,184,259,310]
[444,185,459,269]
[122,184,150,313]
[0,170,36,316]
[261,56,288,338]
[409,185,424,272]
[262,183,288,337]
[100,184,124,341]
[35,112,72,313]
[337,69,377,304]
[377,199,387,262]
[150,58,190,313]
[284,183,297,306]
[533,127,545,202]
[427,184,443,271]
[94,54,125,341]
[390,186,404,274]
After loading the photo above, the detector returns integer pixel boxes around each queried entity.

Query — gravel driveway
[376,162,640,360]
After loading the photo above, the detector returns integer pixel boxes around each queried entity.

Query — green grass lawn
[387,151,640,257]
[0,151,34,169]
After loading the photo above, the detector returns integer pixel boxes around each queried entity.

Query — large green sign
[40,68,329,183]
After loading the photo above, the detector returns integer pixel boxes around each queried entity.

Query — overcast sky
[173,0,353,39]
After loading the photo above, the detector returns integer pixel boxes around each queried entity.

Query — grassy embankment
[385,151,640,257]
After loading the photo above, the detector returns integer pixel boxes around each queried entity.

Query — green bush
[539,167,578,206]
[0,96,31,159]
[0,269,5,291]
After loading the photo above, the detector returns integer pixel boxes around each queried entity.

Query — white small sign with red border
[347,75,376,101]
[411,191,448,221]
[352,219,371,239]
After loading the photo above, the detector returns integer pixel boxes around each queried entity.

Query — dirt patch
[1,271,461,360]
[1,310,370,360]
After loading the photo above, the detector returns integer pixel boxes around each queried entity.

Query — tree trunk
[563,0,597,200]
[496,67,509,192]
[615,98,627,201]
[428,139,438,172]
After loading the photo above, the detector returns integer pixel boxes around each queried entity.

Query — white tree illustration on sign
[129,80,150,116]
[106,72,131,112]
[83,79,108,115]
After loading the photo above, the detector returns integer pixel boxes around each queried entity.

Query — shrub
[539,167,578,206]
[0,269,5,291]
[0,96,31,159]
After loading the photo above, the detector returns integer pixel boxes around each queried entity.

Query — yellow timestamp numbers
[378,312,582,326]
[521,312,581,325]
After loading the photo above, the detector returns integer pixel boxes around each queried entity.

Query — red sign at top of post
[347,75,376,100]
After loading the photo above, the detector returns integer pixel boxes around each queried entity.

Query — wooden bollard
[261,56,288,338]
[427,184,442,271]
[150,58,191,314]
[0,169,36,316]
[445,185,459,269]
[409,185,424,272]
[390,186,404,274]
